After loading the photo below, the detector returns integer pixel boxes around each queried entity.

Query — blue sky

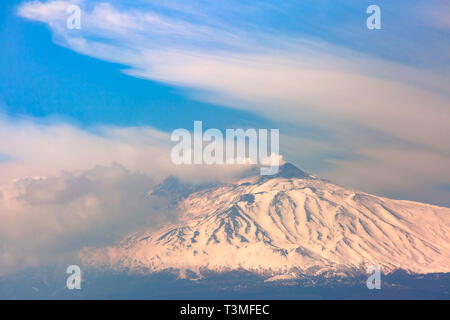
[0,0,449,206]
[0,0,272,131]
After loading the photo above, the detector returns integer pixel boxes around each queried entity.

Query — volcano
[81,163,450,278]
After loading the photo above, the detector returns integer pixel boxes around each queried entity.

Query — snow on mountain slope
[80,163,450,277]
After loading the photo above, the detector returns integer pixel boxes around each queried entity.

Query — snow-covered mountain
[81,163,450,277]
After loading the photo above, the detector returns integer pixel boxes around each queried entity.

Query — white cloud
[0,164,170,275]
[18,0,73,22]
[0,114,169,184]
[0,114,257,185]
[411,0,450,31]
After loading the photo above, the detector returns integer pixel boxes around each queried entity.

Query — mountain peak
[150,176,219,202]
[257,162,310,181]
[276,162,310,179]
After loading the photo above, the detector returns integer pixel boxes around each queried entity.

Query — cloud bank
[0,115,255,275]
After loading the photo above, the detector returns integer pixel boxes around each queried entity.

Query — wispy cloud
[16,0,450,195]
